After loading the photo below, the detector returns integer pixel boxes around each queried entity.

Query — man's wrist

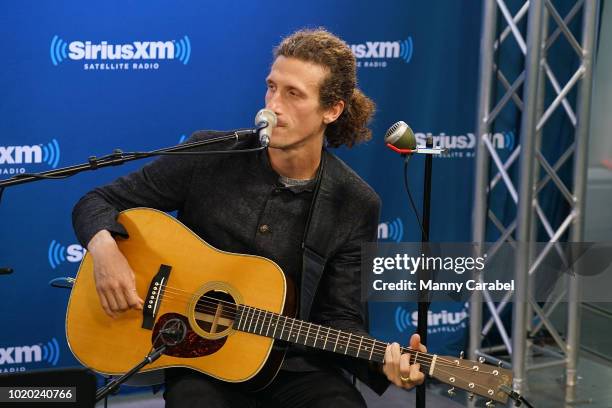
[87,229,117,254]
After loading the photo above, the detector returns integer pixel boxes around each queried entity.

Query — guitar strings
[157,288,436,360]
[157,282,431,368]
[158,289,505,376]
[152,288,503,375]
[157,287,504,374]
[155,290,445,368]
[206,301,503,376]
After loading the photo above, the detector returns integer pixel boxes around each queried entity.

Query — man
[73,28,425,407]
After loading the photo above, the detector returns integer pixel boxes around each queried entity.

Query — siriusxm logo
[415,131,515,159]
[350,37,413,68]
[48,240,86,269]
[0,338,60,367]
[50,35,191,70]
[0,139,61,175]
[378,218,404,242]
[394,304,468,334]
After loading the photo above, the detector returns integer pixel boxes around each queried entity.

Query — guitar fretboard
[233,304,423,366]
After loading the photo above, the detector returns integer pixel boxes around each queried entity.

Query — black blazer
[299,149,389,395]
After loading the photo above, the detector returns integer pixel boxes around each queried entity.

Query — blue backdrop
[0,1,502,375]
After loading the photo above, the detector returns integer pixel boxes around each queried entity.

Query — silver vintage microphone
[254,109,277,147]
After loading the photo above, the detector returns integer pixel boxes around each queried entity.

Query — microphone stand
[388,133,443,408]
[95,345,167,402]
[415,136,433,408]
[95,317,187,403]
[0,129,259,190]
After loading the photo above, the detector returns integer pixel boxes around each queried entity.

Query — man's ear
[323,100,345,124]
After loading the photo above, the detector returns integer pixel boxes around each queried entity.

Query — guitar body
[66,208,293,389]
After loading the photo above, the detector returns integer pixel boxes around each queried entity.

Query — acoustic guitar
[66,208,512,405]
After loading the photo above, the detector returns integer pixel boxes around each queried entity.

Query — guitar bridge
[142,264,172,330]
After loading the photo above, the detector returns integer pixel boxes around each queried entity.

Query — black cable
[12,173,77,180]
[403,155,428,241]
[518,395,535,408]
[500,385,536,407]
[127,146,266,157]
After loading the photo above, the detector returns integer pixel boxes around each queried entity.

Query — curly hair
[274,28,375,148]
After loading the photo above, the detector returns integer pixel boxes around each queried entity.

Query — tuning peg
[459,351,465,359]
[447,387,456,398]
[498,360,504,367]
[485,401,495,407]
[468,393,475,401]
[478,356,486,363]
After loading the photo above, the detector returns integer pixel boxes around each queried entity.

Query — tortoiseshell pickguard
[152,313,226,357]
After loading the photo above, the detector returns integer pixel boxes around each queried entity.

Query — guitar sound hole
[194,290,237,335]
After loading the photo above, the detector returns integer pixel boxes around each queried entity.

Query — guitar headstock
[429,353,512,405]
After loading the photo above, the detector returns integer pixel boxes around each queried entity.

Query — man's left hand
[382,333,427,389]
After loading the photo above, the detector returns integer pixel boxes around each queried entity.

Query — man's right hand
[87,230,144,318]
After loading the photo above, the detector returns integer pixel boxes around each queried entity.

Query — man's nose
[266,92,282,113]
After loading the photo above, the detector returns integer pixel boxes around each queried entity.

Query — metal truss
[470,0,599,404]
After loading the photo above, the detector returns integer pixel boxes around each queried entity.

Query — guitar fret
[357,336,364,358]
[236,306,244,329]
[314,325,321,348]
[304,323,312,346]
[368,339,375,361]
[377,341,387,363]
[271,314,278,338]
[240,306,249,331]
[413,351,419,365]
[323,327,330,350]
[280,315,288,340]
[245,307,252,331]
[237,306,243,330]
[257,309,263,334]
[259,310,267,335]
[296,321,303,343]
[265,311,272,337]
[253,309,262,334]
[249,309,259,333]
[247,308,256,333]
[344,333,351,355]
[289,319,295,341]
[333,330,340,352]
[265,312,272,335]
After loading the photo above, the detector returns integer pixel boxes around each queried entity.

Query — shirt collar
[258,150,318,193]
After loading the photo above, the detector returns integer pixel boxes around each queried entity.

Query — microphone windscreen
[255,109,277,127]
[384,121,416,150]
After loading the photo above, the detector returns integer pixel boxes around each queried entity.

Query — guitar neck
[233,304,435,371]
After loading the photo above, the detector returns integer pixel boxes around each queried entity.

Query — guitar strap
[299,149,333,320]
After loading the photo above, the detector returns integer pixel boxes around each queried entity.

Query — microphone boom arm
[0,128,259,189]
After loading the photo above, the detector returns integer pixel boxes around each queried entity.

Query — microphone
[0,267,13,275]
[255,109,277,147]
[384,121,446,155]
[49,276,75,289]
[384,121,417,152]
